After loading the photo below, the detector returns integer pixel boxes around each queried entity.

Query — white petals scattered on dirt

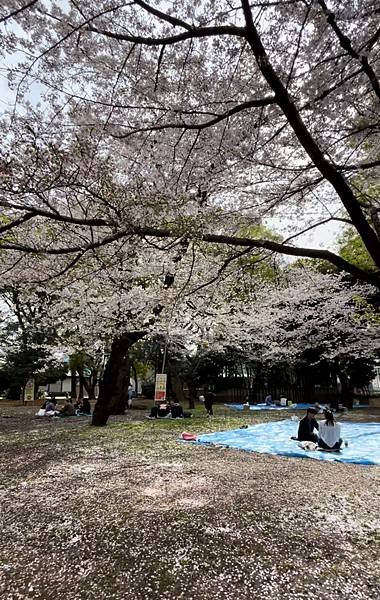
[0,407,379,599]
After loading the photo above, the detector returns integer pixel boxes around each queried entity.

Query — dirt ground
[0,404,379,600]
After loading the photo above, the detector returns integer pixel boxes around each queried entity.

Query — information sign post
[154,374,167,403]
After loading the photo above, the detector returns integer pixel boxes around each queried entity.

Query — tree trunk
[70,371,77,401]
[337,370,354,409]
[87,377,97,401]
[92,332,145,426]
[169,366,186,405]
[115,358,130,413]
[186,378,196,410]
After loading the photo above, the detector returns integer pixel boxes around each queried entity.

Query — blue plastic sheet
[224,403,308,411]
[196,419,380,465]
[224,403,369,411]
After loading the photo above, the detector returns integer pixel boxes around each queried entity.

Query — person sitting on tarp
[149,402,171,419]
[170,402,184,419]
[295,407,319,442]
[264,394,274,406]
[75,398,91,415]
[81,398,91,415]
[59,399,76,417]
[36,399,58,417]
[318,409,343,451]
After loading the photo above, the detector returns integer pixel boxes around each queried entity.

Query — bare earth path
[0,405,379,600]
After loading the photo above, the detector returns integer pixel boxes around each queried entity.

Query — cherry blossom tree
[0,0,378,288]
[208,265,380,406]
[0,1,379,424]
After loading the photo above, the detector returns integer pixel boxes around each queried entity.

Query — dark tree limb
[113,96,276,138]
[316,0,380,101]
[88,24,246,46]
[0,0,37,24]
[2,224,379,287]
[240,0,380,269]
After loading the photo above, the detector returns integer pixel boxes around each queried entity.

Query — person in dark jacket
[170,402,184,419]
[296,408,319,442]
[204,391,216,416]
[75,398,91,415]
[148,402,171,419]
[81,398,91,415]
[59,400,76,417]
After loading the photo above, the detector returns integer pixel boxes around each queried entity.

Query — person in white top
[318,409,343,451]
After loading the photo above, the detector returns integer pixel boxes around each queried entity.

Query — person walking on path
[127,383,135,409]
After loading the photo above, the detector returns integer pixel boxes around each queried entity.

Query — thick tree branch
[132,0,193,31]
[0,213,35,234]
[0,0,37,24]
[88,24,245,46]
[0,200,110,227]
[316,0,380,101]
[240,0,380,269]
[339,159,380,172]
[1,225,379,287]
[114,96,276,138]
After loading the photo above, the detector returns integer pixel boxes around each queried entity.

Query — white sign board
[24,378,35,403]
[154,374,167,402]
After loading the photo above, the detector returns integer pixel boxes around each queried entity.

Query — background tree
[0,285,66,398]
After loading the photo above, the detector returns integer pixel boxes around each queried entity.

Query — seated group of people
[39,397,91,417]
[294,407,344,451]
[147,400,191,420]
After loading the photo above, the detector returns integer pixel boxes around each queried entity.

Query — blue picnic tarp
[224,403,369,411]
[196,419,380,465]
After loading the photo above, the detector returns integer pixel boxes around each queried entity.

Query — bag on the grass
[36,409,46,417]
[298,441,318,451]
[181,432,197,441]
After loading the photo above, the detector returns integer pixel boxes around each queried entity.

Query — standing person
[296,407,319,442]
[318,409,343,451]
[204,391,216,417]
[127,383,135,409]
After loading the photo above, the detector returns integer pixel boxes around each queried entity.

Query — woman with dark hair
[318,410,343,451]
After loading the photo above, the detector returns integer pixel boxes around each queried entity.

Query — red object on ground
[181,432,197,441]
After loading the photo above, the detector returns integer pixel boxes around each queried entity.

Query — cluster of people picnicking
[147,391,216,420]
[292,407,347,451]
[36,397,91,418]
[147,400,191,419]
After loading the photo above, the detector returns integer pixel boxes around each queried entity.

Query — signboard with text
[23,378,35,403]
[154,374,167,402]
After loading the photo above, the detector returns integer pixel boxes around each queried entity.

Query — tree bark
[70,370,77,401]
[186,378,196,410]
[169,366,186,405]
[337,369,354,410]
[92,332,145,426]
[241,0,380,270]
[78,375,84,399]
